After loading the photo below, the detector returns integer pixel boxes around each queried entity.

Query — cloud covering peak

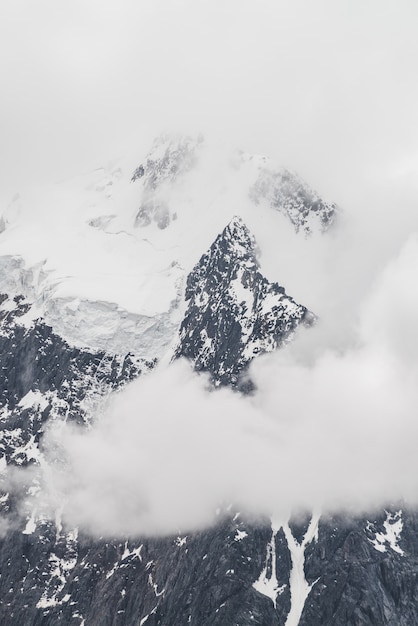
[31,228,418,537]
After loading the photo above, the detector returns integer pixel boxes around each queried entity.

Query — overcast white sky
[1,0,418,203]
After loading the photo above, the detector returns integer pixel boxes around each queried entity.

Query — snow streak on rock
[367,510,405,556]
[283,513,320,626]
[176,216,313,385]
[253,519,285,608]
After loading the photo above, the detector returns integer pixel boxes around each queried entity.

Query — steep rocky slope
[176,216,313,386]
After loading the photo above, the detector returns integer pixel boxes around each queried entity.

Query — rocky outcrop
[176,216,313,386]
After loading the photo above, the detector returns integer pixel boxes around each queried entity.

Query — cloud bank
[1,0,418,538]
[29,229,418,537]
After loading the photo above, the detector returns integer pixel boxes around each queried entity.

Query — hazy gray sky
[1,0,418,202]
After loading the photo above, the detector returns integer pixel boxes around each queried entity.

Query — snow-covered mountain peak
[0,134,337,358]
[176,216,312,386]
[219,215,257,257]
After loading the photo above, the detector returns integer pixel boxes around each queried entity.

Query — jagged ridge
[176,216,313,385]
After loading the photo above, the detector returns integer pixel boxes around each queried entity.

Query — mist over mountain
[1,1,418,624]
[0,132,418,625]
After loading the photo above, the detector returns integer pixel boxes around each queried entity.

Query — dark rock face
[0,294,153,472]
[176,216,313,386]
[0,513,282,626]
[1,218,418,625]
[298,510,418,626]
[0,294,151,415]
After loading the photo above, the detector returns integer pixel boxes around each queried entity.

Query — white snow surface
[22,509,37,535]
[368,510,404,555]
[283,512,320,626]
[234,529,248,542]
[0,135,327,355]
[18,390,49,411]
[253,518,286,608]
[253,513,320,621]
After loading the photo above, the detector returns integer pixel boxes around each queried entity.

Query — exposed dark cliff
[175,216,313,387]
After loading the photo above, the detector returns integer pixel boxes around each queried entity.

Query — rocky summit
[176,215,313,387]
